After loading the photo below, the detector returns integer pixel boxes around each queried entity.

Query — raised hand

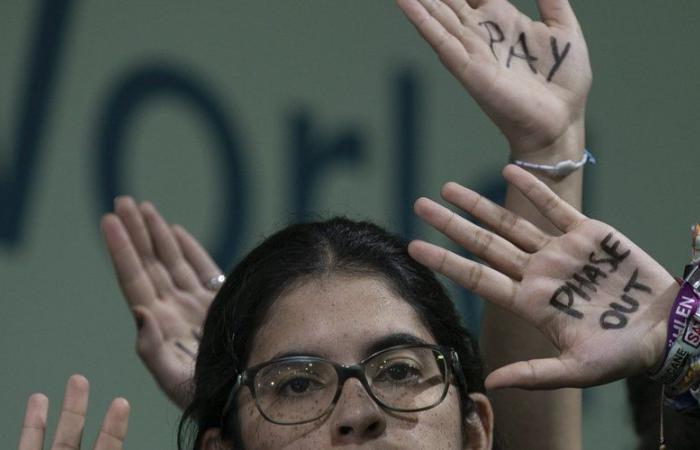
[17,375,129,450]
[396,0,591,157]
[409,165,678,389]
[101,197,222,408]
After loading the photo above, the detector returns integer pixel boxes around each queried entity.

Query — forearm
[481,123,585,450]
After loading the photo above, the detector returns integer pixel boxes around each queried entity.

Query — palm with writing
[409,165,679,389]
[101,198,222,408]
[397,0,591,157]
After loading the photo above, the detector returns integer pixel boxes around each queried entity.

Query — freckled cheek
[386,389,463,449]
[235,390,327,449]
[236,390,268,446]
[426,389,463,447]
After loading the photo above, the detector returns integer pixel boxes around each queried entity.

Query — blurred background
[1,1,699,447]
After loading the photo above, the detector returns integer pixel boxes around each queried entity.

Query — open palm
[409,165,678,389]
[397,0,591,155]
[101,198,222,408]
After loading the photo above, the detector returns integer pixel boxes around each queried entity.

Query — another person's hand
[101,198,222,408]
[409,165,678,389]
[397,0,591,159]
[17,375,129,450]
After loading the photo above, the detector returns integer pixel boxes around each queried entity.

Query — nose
[330,378,387,444]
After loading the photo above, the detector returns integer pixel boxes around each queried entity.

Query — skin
[409,165,675,388]
[103,1,591,448]
[98,4,674,449]
[101,198,218,408]
[395,1,591,447]
[201,275,493,450]
[17,375,130,450]
[100,0,594,446]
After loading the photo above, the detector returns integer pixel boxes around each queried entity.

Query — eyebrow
[268,333,431,363]
[269,349,325,360]
[364,332,430,357]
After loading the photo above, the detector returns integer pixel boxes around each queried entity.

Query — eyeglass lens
[252,346,448,424]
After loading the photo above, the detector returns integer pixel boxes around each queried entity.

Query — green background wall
[2,1,699,447]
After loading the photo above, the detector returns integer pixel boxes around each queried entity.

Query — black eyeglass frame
[221,343,468,427]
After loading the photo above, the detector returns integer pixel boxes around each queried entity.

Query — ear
[463,393,494,450]
[200,428,234,450]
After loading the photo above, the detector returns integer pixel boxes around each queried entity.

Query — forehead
[247,274,435,367]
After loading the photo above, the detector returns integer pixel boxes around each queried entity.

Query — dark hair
[177,217,485,449]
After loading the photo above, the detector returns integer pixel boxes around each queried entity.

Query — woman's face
[207,274,492,449]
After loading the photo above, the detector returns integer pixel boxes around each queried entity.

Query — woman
[101,1,594,447]
[179,215,493,448]
[20,0,671,448]
[16,166,681,448]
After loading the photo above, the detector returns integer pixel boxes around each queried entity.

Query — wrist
[648,281,683,373]
[508,117,586,165]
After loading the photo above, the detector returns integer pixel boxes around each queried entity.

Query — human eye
[373,359,422,384]
[276,373,326,397]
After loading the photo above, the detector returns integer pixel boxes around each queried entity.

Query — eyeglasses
[222,344,464,426]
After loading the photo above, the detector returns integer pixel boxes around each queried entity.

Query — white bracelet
[510,150,596,178]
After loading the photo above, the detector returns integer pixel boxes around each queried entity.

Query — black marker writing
[599,269,653,330]
[549,263,608,318]
[588,233,630,272]
[600,233,631,269]
[582,264,607,285]
[550,285,584,319]
[175,341,197,360]
[566,279,591,301]
[478,21,505,61]
[546,37,571,82]
[600,310,627,329]
[549,233,636,321]
[507,32,538,73]
[623,268,652,294]
[569,265,608,298]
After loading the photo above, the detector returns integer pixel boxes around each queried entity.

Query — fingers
[463,0,485,8]
[93,398,130,450]
[408,240,519,311]
[440,181,551,253]
[18,393,48,450]
[419,0,487,55]
[114,197,156,261]
[417,0,468,29]
[440,0,478,18]
[414,197,530,279]
[535,0,579,28]
[51,375,89,450]
[502,164,586,233]
[101,214,158,306]
[396,0,476,72]
[172,224,222,290]
[19,378,130,450]
[113,197,177,297]
[139,202,201,292]
[485,357,574,390]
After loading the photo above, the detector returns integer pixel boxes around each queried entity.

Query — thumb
[485,357,577,390]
